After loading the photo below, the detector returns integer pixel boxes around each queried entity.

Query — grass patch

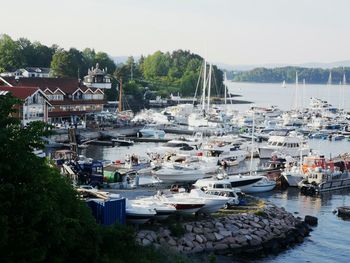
[254,210,268,218]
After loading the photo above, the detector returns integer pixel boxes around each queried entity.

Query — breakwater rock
[136,204,312,256]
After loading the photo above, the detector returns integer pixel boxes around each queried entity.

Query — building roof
[0,86,41,100]
[0,86,52,106]
[0,77,103,95]
[24,67,51,74]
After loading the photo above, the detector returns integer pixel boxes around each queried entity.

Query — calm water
[227,81,350,112]
[83,82,350,263]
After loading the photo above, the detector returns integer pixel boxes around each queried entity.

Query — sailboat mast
[207,63,212,112]
[202,60,207,111]
[302,78,305,110]
[327,71,332,107]
[224,72,227,105]
[342,72,346,109]
[249,110,255,176]
[118,78,123,112]
[294,71,299,110]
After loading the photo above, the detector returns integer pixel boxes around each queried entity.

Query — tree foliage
[0,34,24,71]
[0,94,167,262]
[121,50,224,98]
[0,34,57,71]
[0,34,225,105]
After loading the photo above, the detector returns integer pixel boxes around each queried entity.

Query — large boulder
[304,215,318,226]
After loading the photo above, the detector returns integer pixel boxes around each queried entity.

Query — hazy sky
[1,0,350,65]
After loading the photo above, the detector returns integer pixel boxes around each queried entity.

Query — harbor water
[83,82,350,262]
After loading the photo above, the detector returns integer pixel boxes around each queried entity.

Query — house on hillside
[0,86,51,126]
[0,76,105,125]
[0,67,51,78]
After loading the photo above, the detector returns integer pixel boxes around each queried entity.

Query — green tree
[0,94,168,263]
[94,52,116,74]
[17,38,35,67]
[50,48,84,78]
[0,34,24,70]
[50,49,72,77]
[0,94,99,262]
[32,41,56,67]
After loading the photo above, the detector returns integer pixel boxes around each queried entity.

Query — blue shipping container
[87,198,126,225]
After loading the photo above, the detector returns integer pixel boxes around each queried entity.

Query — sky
[1,0,350,66]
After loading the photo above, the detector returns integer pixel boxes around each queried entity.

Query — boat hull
[259,147,309,159]
[154,208,176,220]
[170,203,204,214]
[227,176,263,192]
[126,210,155,224]
[319,178,350,192]
[153,169,211,183]
[282,173,304,187]
[198,199,227,214]
[244,182,276,193]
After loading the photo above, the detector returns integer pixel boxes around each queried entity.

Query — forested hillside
[231,66,349,84]
[0,34,224,104]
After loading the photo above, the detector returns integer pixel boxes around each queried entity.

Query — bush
[169,223,185,238]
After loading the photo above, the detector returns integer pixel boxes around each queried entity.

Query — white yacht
[258,134,310,159]
[139,124,166,138]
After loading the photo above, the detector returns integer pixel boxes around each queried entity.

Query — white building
[0,67,51,78]
[83,63,112,89]
[0,86,51,126]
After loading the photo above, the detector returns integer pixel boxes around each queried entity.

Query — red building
[0,76,105,124]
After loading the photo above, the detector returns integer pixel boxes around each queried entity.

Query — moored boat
[126,200,157,224]
[244,176,276,193]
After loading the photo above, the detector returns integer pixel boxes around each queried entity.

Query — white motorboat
[125,200,156,224]
[186,189,230,214]
[152,163,215,183]
[129,198,176,220]
[193,177,233,191]
[244,176,276,193]
[198,144,247,166]
[157,139,200,155]
[227,174,264,192]
[193,177,242,206]
[155,192,205,215]
[258,134,310,159]
[205,189,241,207]
[33,149,46,158]
[112,137,134,146]
[139,124,166,138]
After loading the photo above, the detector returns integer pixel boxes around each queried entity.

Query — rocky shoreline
[136,204,312,257]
